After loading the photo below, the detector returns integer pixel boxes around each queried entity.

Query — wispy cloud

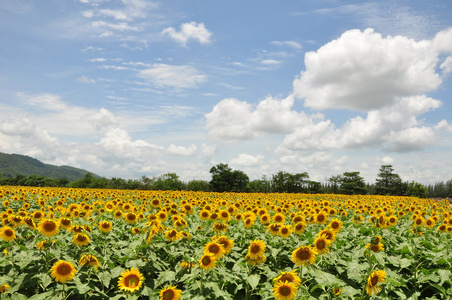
[162,22,212,46]
[138,64,207,89]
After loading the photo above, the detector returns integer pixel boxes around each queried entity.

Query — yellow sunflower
[125,212,137,224]
[272,280,298,300]
[199,254,217,270]
[118,268,144,293]
[159,285,182,300]
[204,241,225,259]
[328,219,342,232]
[315,212,328,224]
[0,226,16,242]
[79,254,100,268]
[212,222,228,233]
[99,220,113,233]
[366,270,386,296]
[291,246,317,267]
[293,222,306,234]
[247,240,266,260]
[59,217,72,230]
[38,219,59,237]
[313,236,332,255]
[212,235,234,254]
[279,225,293,238]
[199,210,210,221]
[366,243,385,253]
[50,260,77,283]
[73,233,90,246]
[165,229,181,241]
[0,283,9,293]
[273,213,286,224]
[274,270,302,286]
[268,223,281,236]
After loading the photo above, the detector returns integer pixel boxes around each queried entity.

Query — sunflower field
[0,186,451,300]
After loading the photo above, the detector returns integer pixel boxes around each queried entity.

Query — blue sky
[1,0,452,185]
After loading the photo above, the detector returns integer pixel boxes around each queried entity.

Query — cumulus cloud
[162,22,212,46]
[205,95,318,141]
[293,28,445,111]
[230,153,264,167]
[138,64,207,89]
[77,75,96,83]
[167,144,197,156]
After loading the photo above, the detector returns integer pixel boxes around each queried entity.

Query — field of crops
[0,186,451,300]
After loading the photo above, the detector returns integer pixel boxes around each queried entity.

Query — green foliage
[406,181,427,198]
[375,165,403,195]
[209,164,249,192]
[0,152,96,182]
[339,171,368,195]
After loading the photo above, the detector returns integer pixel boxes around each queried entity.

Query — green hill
[0,152,97,181]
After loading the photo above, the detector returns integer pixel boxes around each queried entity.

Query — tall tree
[209,164,249,192]
[339,172,367,195]
[375,165,403,195]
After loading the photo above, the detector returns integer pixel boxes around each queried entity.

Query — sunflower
[212,235,234,254]
[291,246,317,267]
[114,210,123,219]
[50,260,77,283]
[315,212,328,224]
[247,240,266,260]
[387,215,398,226]
[180,261,195,270]
[159,285,182,300]
[328,219,342,232]
[272,280,298,300]
[366,270,386,296]
[425,218,435,228]
[437,223,447,232]
[38,219,59,237]
[125,212,137,224]
[274,270,302,287]
[199,254,217,270]
[157,211,168,222]
[218,210,231,222]
[260,213,271,225]
[59,217,72,230]
[165,229,181,241]
[118,268,144,293]
[0,226,16,242]
[212,222,228,233]
[99,220,113,233]
[0,284,9,294]
[204,241,225,259]
[366,243,384,253]
[199,210,210,221]
[318,228,336,242]
[245,253,267,265]
[313,236,332,255]
[244,217,255,228]
[414,216,425,226]
[293,222,306,234]
[273,213,286,224]
[79,254,100,268]
[73,233,90,246]
[268,223,281,236]
[279,224,292,238]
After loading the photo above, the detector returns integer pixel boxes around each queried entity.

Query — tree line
[1,164,450,198]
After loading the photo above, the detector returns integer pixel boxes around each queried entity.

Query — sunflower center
[317,215,325,222]
[370,275,379,286]
[125,274,139,287]
[44,222,56,231]
[281,228,288,234]
[57,264,71,275]
[298,249,309,259]
[61,219,70,226]
[209,245,219,253]
[279,275,292,282]
[162,289,175,300]
[77,235,87,242]
[250,245,261,254]
[102,223,110,228]
[331,222,339,229]
[4,229,13,237]
[279,286,291,296]
[202,256,211,265]
[316,240,326,249]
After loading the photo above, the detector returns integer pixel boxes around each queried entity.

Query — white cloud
[162,22,212,46]
[76,75,96,83]
[294,28,442,111]
[167,144,197,156]
[270,40,303,49]
[230,153,264,167]
[138,64,207,89]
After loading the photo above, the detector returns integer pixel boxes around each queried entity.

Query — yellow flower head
[291,246,317,267]
[159,285,182,300]
[212,235,234,254]
[272,280,298,300]
[79,254,100,268]
[204,241,225,259]
[99,220,113,233]
[118,267,144,293]
[199,254,217,270]
[279,225,293,238]
[247,240,266,260]
[38,219,59,237]
[73,233,90,246]
[274,270,302,287]
[313,236,332,255]
[0,226,16,242]
[50,260,77,283]
[366,270,386,296]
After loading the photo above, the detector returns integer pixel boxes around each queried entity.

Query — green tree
[209,164,249,192]
[271,171,310,193]
[339,171,368,195]
[153,173,184,191]
[406,181,427,198]
[326,175,342,194]
[247,176,271,193]
[375,165,403,195]
[186,180,210,192]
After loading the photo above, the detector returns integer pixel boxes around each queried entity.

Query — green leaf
[11,294,29,300]
[399,258,412,269]
[125,259,146,268]
[29,291,54,300]
[247,274,260,289]
[40,273,52,289]
[98,271,111,288]
[438,269,452,285]
[154,270,176,288]
[206,282,233,300]
[310,269,343,286]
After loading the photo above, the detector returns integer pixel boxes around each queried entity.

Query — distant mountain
[0,152,98,182]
